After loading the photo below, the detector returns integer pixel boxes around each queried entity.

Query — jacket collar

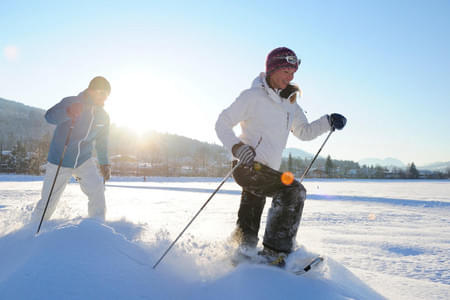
[251,73,283,104]
[78,89,95,107]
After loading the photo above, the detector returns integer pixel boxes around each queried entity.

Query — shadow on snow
[106,184,450,208]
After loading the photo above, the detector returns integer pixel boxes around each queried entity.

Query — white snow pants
[32,158,106,222]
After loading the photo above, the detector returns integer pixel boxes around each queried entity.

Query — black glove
[328,113,347,130]
[99,164,111,181]
[280,83,300,102]
[232,142,256,166]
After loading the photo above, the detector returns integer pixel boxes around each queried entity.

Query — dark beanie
[266,47,300,77]
[88,76,111,94]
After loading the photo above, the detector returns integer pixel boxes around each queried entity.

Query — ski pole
[298,129,334,183]
[152,137,262,269]
[152,160,241,269]
[36,120,75,234]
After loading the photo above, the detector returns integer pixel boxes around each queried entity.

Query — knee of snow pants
[85,184,106,221]
[75,158,106,221]
[31,163,72,223]
[263,181,306,253]
[232,161,307,252]
[235,190,266,248]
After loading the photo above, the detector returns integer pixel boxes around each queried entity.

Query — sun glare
[104,68,213,143]
[105,71,177,134]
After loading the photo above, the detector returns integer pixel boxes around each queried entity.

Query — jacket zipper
[286,112,290,130]
[73,106,95,168]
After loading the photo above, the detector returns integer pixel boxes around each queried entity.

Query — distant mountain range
[282,148,315,160]
[2,97,449,172]
[0,97,53,148]
[358,157,405,168]
[283,147,449,171]
[418,161,450,172]
[0,97,227,163]
[357,158,450,171]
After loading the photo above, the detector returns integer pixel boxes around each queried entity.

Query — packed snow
[0,175,449,299]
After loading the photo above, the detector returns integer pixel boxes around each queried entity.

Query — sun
[104,70,174,134]
[103,67,211,142]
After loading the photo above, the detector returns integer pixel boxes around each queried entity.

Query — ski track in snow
[0,176,449,299]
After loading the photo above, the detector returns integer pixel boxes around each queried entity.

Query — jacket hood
[78,89,97,107]
[251,73,283,104]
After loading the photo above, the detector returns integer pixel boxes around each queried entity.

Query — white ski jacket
[215,73,331,170]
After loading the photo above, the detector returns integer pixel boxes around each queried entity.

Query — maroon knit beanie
[266,47,300,77]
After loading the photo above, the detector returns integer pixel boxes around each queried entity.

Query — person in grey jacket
[31,76,112,224]
[215,47,346,265]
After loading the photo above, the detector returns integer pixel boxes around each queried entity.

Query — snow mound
[0,219,384,299]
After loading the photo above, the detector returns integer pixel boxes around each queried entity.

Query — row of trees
[1,128,449,179]
[0,134,51,175]
[107,126,230,177]
[0,128,231,177]
[280,154,449,179]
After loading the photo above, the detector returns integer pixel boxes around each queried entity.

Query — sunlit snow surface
[0,175,449,299]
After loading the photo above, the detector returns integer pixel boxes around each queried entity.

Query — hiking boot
[258,247,287,268]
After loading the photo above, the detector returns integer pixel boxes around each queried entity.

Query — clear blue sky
[1,0,449,165]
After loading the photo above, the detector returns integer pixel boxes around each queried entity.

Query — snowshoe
[292,255,324,275]
[257,247,287,268]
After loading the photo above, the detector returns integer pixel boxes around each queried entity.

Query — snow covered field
[0,175,449,299]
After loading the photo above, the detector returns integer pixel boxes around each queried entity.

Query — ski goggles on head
[274,55,301,66]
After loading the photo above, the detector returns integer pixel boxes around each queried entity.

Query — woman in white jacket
[215,47,346,265]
